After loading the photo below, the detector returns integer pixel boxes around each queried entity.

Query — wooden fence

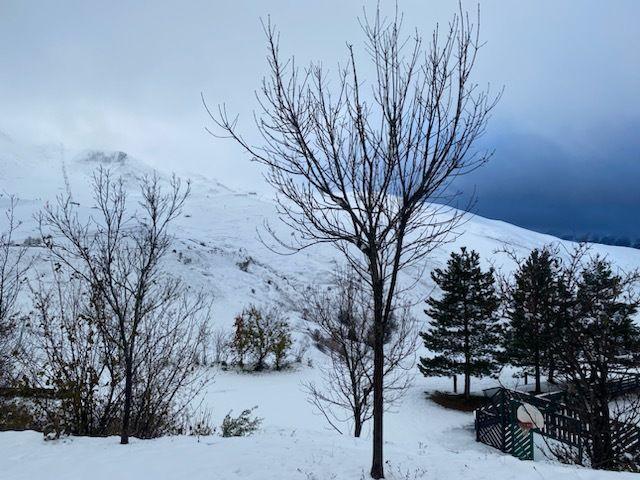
[475,376,640,465]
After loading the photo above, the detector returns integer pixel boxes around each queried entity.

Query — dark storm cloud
[457,119,640,238]
[0,0,638,238]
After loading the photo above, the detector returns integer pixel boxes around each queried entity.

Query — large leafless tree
[206,5,499,477]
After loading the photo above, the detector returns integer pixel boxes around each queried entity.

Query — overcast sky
[1,1,638,238]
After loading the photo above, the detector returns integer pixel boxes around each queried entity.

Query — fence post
[501,390,508,452]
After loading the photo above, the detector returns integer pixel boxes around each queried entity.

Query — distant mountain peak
[76,150,128,165]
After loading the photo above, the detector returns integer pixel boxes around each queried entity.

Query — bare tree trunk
[121,357,133,444]
[591,369,613,469]
[464,371,471,399]
[534,349,542,394]
[464,319,471,399]
[370,272,385,479]
[371,321,384,478]
[591,401,612,468]
[453,375,457,394]
[354,408,363,438]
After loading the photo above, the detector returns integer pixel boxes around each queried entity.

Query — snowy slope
[1,132,639,480]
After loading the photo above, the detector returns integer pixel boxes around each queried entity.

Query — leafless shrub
[361,464,427,480]
[303,268,416,437]
[0,196,31,385]
[185,407,215,439]
[128,292,210,438]
[37,167,211,443]
[27,264,121,437]
[211,327,233,365]
[293,337,310,364]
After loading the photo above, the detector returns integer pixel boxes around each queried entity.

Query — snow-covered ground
[1,132,639,479]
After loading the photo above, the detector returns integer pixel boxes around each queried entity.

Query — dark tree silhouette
[206,5,499,477]
[38,168,208,444]
[503,247,560,393]
[419,247,501,398]
[554,253,640,470]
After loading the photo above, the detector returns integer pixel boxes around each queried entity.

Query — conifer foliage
[503,247,560,393]
[548,251,640,470]
[419,248,501,398]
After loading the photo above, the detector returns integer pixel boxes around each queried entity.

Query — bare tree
[552,251,640,471]
[0,196,31,384]
[206,4,498,476]
[38,167,206,444]
[303,268,415,437]
[210,327,233,365]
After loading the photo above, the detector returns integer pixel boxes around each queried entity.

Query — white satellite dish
[516,403,545,431]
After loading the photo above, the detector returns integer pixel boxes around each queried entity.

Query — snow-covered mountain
[3,132,638,322]
[2,132,639,480]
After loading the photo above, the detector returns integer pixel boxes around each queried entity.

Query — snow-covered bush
[231,305,292,371]
[186,408,215,438]
[220,407,262,437]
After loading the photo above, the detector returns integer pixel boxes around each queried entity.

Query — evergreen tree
[419,247,501,398]
[555,255,640,470]
[504,247,560,393]
[574,257,640,369]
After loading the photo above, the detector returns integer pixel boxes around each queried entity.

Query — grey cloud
[0,0,638,237]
